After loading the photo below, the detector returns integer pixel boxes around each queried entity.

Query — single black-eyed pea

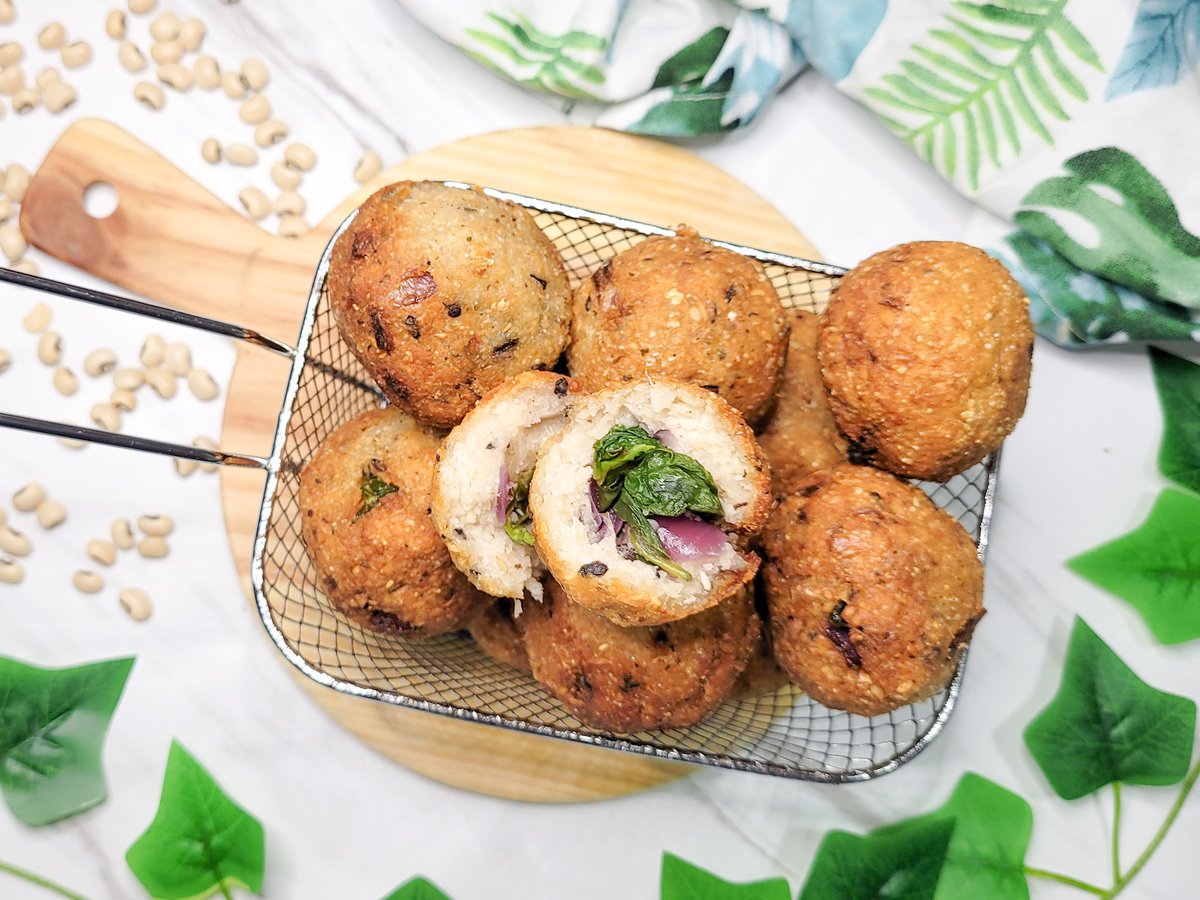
[43,80,77,113]
[84,348,118,376]
[254,119,287,148]
[201,137,221,163]
[73,569,104,593]
[119,587,153,620]
[274,190,305,217]
[138,514,174,536]
[62,41,92,69]
[165,342,191,375]
[111,517,135,550]
[53,366,79,395]
[150,39,183,65]
[157,62,193,91]
[22,302,52,333]
[238,187,270,220]
[146,365,177,398]
[111,387,137,412]
[13,482,46,511]
[140,334,165,366]
[133,80,165,109]
[238,94,270,124]
[118,41,146,73]
[91,401,121,431]
[353,151,382,184]
[283,143,316,172]
[113,367,145,390]
[0,525,31,556]
[270,160,300,190]
[137,535,168,558]
[36,66,61,89]
[106,10,128,40]
[278,215,309,239]
[0,556,23,584]
[241,57,268,91]
[194,55,220,89]
[224,143,257,166]
[186,368,219,401]
[10,87,37,113]
[221,70,247,99]
[1,223,27,261]
[36,499,67,529]
[180,19,205,52]
[38,23,67,51]
[36,331,63,365]
[148,12,180,42]
[87,538,118,566]
[128,0,158,15]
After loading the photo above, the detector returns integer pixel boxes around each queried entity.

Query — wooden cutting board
[20,119,822,802]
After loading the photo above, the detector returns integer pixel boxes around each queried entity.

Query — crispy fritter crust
[757,309,848,494]
[328,181,572,428]
[568,226,789,425]
[762,463,984,717]
[818,241,1033,481]
[519,580,758,732]
[298,407,484,636]
[467,599,530,673]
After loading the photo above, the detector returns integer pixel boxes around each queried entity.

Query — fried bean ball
[762,463,984,717]
[757,309,848,494]
[568,225,789,425]
[467,599,530,673]
[818,241,1033,481]
[732,612,789,699]
[299,407,484,636]
[328,181,572,428]
[519,580,758,733]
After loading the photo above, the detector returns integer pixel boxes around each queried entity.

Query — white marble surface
[1,2,1197,899]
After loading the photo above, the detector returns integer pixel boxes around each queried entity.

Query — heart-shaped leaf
[1068,489,1200,645]
[382,877,452,900]
[0,655,134,826]
[126,741,265,900]
[1024,617,1196,799]
[1151,347,1200,495]
[875,773,1032,899]
[661,853,790,900]
[799,816,954,900]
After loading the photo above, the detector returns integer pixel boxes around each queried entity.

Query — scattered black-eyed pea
[146,365,177,399]
[106,10,128,40]
[53,366,79,395]
[43,80,77,113]
[119,587,152,620]
[111,387,137,412]
[2,163,28,198]
[13,482,46,512]
[225,143,257,166]
[58,421,86,450]
[254,119,288,148]
[118,41,146,73]
[194,55,220,89]
[36,499,67,529]
[0,42,20,66]
[238,94,270,124]
[113,367,145,390]
[270,160,300,190]
[133,80,165,109]
[0,0,11,24]
[278,215,310,239]
[283,143,316,172]
[150,39,183,65]
[137,535,168,558]
[0,348,11,374]
[87,538,118,566]
[0,525,31,556]
[9,260,38,275]
[186,368,219,401]
[174,456,197,476]
[0,197,11,221]
[111,517,135,550]
[1,223,28,261]
[0,556,23,584]
[180,19,205,52]
[73,569,104,593]
[0,65,25,95]
[84,348,118,376]
[201,137,221,164]
[157,62,193,91]
[38,23,67,51]
[274,190,305,217]
[37,331,63,365]
[238,186,270,220]
[193,435,219,473]
[12,87,39,114]
[221,70,247,99]
[140,334,166,366]
[148,12,180,41]
[22,302,52,333]
[62,42,92,69]
[353,151,382,184]
[138,514,174,536]
[165,342,191,375]
[90,401,121,432]
[36,67,61,90]
[128,0,158,15]
[241,57,268,91]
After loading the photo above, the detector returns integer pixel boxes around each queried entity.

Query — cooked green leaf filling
[504,467,536,546]
[355,470,398,521]
[592,425,723,580]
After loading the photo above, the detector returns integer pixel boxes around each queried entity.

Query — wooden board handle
[19,118,322,342]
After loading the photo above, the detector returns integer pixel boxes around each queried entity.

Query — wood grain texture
[22,120,820,802]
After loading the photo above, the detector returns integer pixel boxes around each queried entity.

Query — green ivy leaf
[1068,490,1200,645]
[1023,617,1197,800]
[798,817,954,900]
[381,876,452,900]
[661,853,790,900]
[126,741,265,900]
[1151,347,1200,495]
[0,655,134,826]
[875,773,1032,899]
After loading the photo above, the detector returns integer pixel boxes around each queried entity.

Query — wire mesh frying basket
[250,186,1000,783]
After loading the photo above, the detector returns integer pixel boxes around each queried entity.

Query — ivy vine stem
[1110,781,1122,884]
[0,859,92,900]
[1023,865,1106,895]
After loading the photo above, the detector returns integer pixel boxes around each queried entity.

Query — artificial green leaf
[1068,490,1200,645]
[1151,348,1200,495]
[799,817,954,900]
[651,27,730,90]
[381,876,452,900]
[126,741,265,900]
[661,853,790,900]
[875,773,1032,900]
[1023,617,1196,799]
[1015,147,1200,307]
[0,655,134,826]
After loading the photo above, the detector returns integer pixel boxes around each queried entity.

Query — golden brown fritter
[818,241,1033,481]
[732,612,790,699]
[299,407,484,637]
[519,580,758,733]
[468,599,530,673]
[568,225,789,425]
[762,463,984,717]
[757,309,848,494]
[328,181,572,428]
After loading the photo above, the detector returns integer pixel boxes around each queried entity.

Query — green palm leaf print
[865,1,1102,190]
[465,12,607,101]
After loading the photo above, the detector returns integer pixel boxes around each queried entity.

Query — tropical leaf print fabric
[396,0,1200,346]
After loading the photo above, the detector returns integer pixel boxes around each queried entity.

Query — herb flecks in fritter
[354,470,398,521]
[504,467,536,546]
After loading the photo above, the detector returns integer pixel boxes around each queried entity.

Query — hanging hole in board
[83,182,119,219]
